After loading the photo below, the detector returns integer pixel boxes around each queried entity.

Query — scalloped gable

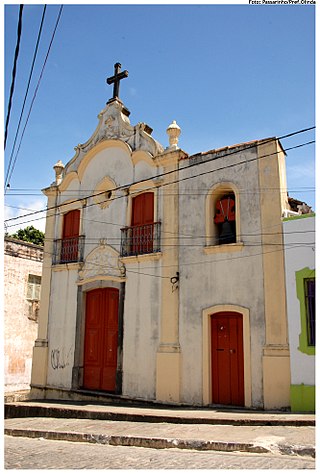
[64,99,164,176]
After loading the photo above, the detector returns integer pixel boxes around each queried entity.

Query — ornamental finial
[166,120,181,149]
[53,160,64,185]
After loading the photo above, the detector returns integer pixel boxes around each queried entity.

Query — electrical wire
[4,130,315,227]
[5,5,47,190]
[4,139,315,231]
[5,185,316,194]
[5,202,315,238]
[5,5,64,191]
[4,4,24,150]
[21,240,315,281]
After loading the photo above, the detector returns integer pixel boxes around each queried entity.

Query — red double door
[83,288,119,392]
[211,312,244,406]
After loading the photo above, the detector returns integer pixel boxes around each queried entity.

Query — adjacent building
[4,237,43,392]
[283,214,315,412]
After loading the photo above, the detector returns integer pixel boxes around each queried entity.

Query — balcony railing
[53,235,85,265]
[120,222,161,257]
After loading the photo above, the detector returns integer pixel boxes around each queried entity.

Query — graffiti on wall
[51,347,72,370]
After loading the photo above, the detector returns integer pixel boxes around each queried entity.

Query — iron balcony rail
[53,235,85,265]
[120,222,161,257]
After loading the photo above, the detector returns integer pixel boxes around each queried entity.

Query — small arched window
[205,183,240,248]
[214,193,236,245]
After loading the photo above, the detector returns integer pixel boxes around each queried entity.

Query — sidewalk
[4,400,316,458]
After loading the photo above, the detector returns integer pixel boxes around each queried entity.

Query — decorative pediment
[64,99,164,176]
[78,241,126,284]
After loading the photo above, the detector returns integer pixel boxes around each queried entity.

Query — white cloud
[287,162,315,182]
[4,198,47,235]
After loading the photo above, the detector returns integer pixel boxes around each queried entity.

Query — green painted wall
[290,384,315,413]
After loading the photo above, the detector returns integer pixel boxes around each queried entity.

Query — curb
[5,404,315,427]
[7,427,315,457]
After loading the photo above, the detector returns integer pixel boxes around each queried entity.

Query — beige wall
[257,140,290,409]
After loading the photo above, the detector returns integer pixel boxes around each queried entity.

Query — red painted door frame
[211,312,244,406]
[83,288,119,392]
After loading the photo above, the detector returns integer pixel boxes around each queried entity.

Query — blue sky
[4,1,315,233]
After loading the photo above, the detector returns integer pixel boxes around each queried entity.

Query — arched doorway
[211,311,244,406]
[83,287,119,392]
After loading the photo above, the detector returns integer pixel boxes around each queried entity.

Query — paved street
[4,436,315,469]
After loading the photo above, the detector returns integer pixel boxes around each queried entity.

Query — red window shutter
[63,210,80,238]
[143,192,154,224]
[131,193,154,254]
[61,210,80,262]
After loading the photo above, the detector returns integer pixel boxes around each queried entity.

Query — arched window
[214,193,236,245]
[205,183,240,248]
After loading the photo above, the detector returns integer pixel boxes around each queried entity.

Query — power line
[3,124,315,200]
[5,5,64,190]
[5,5,47,190]
[5,185,316,193]
[4,201,315,239]
[4,137,315,230]
[131,244,315,276]
[33,241,315,280]
[4,4,24,150]
[13,228,314,244]
[4,134,315,227]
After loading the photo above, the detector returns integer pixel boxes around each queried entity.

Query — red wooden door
[131,192,154,254]
[61,209,80,262]
[83,288,119,392]
[211,312,244,406]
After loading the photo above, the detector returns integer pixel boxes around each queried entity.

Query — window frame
[304,277,315,347]
[60,208,81,263]
[296,267,315,355]
[205,182,242,249]
[26,274,41,301]
[214,192,237,245]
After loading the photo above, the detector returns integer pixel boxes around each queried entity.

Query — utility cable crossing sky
[4,126,315,229]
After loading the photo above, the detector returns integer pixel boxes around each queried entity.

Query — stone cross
[106,63,129,100]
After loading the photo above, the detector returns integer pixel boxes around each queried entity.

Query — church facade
[31,67,294,409]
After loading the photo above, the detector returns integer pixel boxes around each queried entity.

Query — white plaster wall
[65,147,160,259]
[178,148,266,407]
[122,262,161,399]
[283,216,315,385]
[62,176,81,195]
[47,143,162,395]
[75,147,133,258]
[46,269,79,388]
[77,146,162,398]
[81,147,133,191]
[133,160,159,184]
